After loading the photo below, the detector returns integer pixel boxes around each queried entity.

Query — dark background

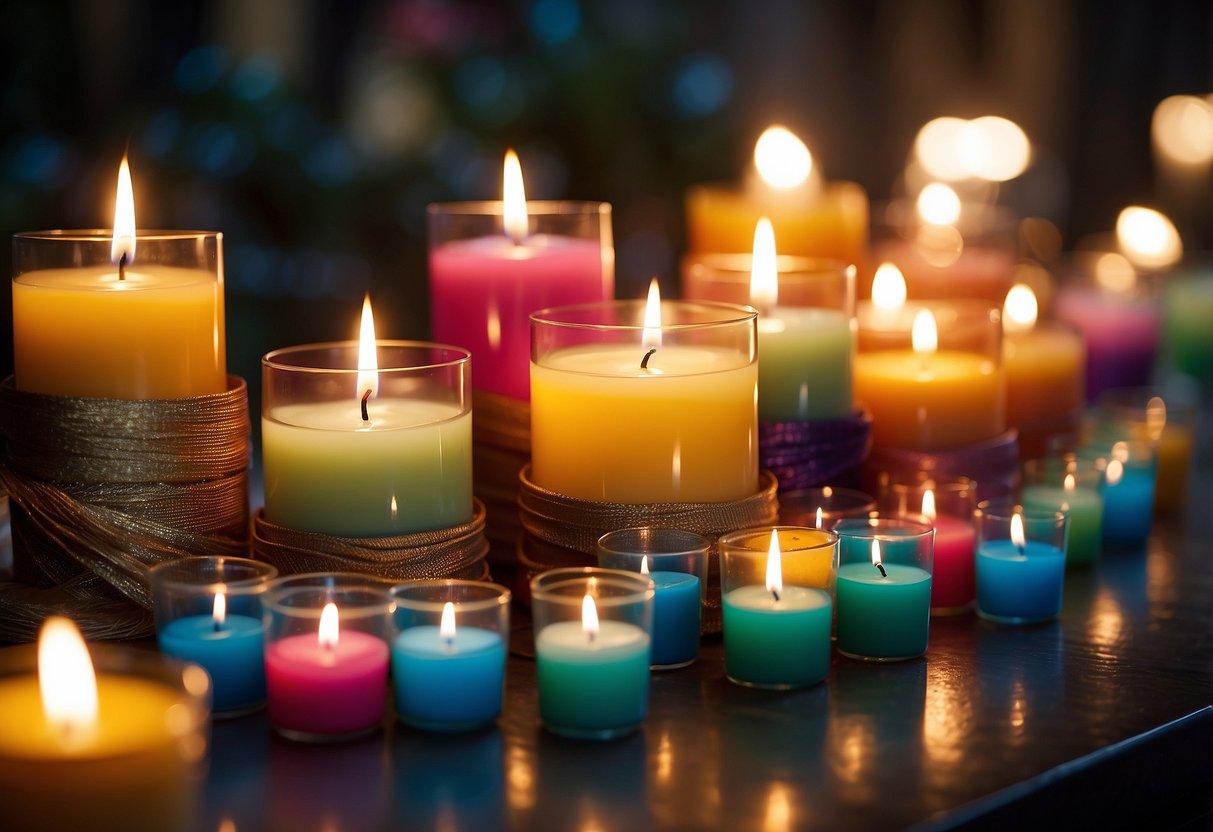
[1,0,1210,399]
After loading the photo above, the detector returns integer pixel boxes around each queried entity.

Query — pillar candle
[1054,278,1160,402]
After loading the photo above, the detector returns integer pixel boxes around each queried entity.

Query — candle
[530,286,758,503]
[975,507,1067,623]
[883,481,976,612]
[1001,284,1085,458]
[12,159,226,399]
[531,568,653,740]
[834,517,933,661]
[777,485,876,526]
[1099,454,1156,551]
[0,617,209,832]
[719,528,836,688]
[390,581,510,732]
[428,150,613,401]
[1020,463,1104,567]
[1163,269,1213,383]
[685,125,868,267]
[262,298,472,536]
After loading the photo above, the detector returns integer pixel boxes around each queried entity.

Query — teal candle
[1020,482,1103,567]
[535,620,650,739]
[648,571,701,668]
[158,613,265,714]
[836,563,932,660]
[391,625,507,732]
[758,308,853,420]
[1163,271,1213,382]
[722,585,832,688]
[976,539,1065,622]
[1101,461,1155,550]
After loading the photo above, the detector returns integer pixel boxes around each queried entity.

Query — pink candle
[929,512,976,611]
[1053,285,1160,401]
[265,630,389,737]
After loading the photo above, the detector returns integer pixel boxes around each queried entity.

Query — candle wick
[641,348,657,370]
[771,589,781,602]
[118,252,127,281]
[361,389,372,422]
[213,619,221,633]
[875,562,887,578]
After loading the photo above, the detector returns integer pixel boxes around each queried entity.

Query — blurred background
[1,0,1210,399]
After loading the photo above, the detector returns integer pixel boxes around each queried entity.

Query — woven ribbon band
[252,498,491,581]
[759,411,873,491]
[0,376,252,643]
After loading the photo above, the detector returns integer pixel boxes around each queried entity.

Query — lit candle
[428,149,613,401]
[530,284,758,503]
[0,617,209,832]
[12,157,226,399]
[261,297,473,536]
[1020,465,1104,567]
[919,487,976,611]
[975,507,1067,623]
[1163,268,1213,383]
[1097,448,1156,551]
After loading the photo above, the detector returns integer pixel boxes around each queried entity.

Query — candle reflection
[763,782,794,832]
[506,744,536,813]
[922,662,975,768]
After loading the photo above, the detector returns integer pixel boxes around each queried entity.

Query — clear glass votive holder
[261,341,472,537]
[1095,385,1193,514]
[530,567,654,740]
[389,580,511,732]
[150,556,278,717]
[263,573,393,742]
[778,486,876,528]
[832,516,934,661]
[428,200,614,401]
[1020,457,1104,568]
[719,526,838,689]
[878,474,976,614]
[974,502,1069,624]
[596,528,710,670]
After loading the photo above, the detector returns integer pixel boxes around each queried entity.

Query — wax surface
[1020,484,1103,567]
[262,400,472,536]
[391,626,507,731]
[530,344,757,503]
[722,585,832,687]
[758,308,853,420]
[430,234,610,401]
[158,613,265,713]
[853,349,1005,450]
[648,571,702,667]
[265,630,389,736]
[13,265,225,399]
[836,563,932,659]
[1054,287,1160,401]
[534,620,651,737]
[1004,325,1085,456]
[928,513,976,610]
[976,540,1066,622]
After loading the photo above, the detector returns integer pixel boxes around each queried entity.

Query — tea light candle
[1020,467,1104,567]
[975,507,1067,623]
[918,488,976,612]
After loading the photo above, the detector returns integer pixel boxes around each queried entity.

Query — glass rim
[881,474,975,496]
[718,525,839,552]
[389,579,511,614]
[427,200,611,217]
[780,486,876,507]
[148,556,278,594]
[264,572,394,619]
[262,340,471,375]
[974,500,1067,524]
[531,299,757,332]
[682,252,854,278]
[596,527,712,557]
[14,229,222,242]
[832,514,935,540]
[530,567,655,607]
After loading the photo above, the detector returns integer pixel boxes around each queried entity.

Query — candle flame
[1146,396,1167,442]
[440,601,457,641]
[917,183,962,226]
[922,488,937,521]
[750,217,779,311]
[754,126,812,190]
[1117,206,1182,270]
[112,156,136,266]
[213,591,227,628]
[1064,473,1076,493]
[1094,252,1137,294]
[503,149,528,244]
[1002,283,1039,334]
[1010,512,1026,550]
[642,278,663,351]
[871,263,907,311]
[581,594,600,642]
[38,617,99,740]
[640,555,650,576]
[912,309,938,356]
[815,507,824,530]
[318,602,340,650]
[1106,458,1124,486]
[357,294,379,404]
[1112,441,1130,463]
[765,532,784,598]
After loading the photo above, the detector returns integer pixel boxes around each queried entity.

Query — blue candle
[722,585,831,688]
[1100,460,1155,550]
[391,624,507,732]
[835,563,932,660]
[158,612,266,714]
[648,571,701,668]
[975,540,1065,622]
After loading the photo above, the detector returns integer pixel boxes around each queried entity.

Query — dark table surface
[198,463,1213,832]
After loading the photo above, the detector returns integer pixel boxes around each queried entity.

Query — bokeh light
[1151,94,1213,166]
[1116,206,1182,270]
[754,126,812,190]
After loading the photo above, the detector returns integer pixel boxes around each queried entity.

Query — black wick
[771,588,781,602]
[641,348,657,370]
[361,389,372,422]
[118,252,127,281]
[875,562,888,578]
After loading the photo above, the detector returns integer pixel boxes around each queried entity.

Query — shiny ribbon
[759,411,873,491]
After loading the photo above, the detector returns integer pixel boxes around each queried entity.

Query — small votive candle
[719,526,838,689]
[778,486,876,528]
[530,567,654,740]
[263,573,392,742]
[975,503,1068,624]
[150,556,278,717]
[878,475,976,613]
[833,516,934,661]
[389,580,510,732]
[597,527,710,669]
[1020,457,1104,567]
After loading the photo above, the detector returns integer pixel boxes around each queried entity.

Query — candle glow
[1003,284,1039,334]
[765,533,783,600]
[750,217,779,312]
[917,183,962,226]
[922,488,937,521]
[111,157,136,268]
[872,263,907,311]
[318,603,340,650]
[642,278,663,352]
[440,601,457,643]
[212,591,227,629]
[581,594,600,643]
[502,149,528,244]
[754,126,812,190]
[1117,206,1182,270]
[1010,512,1026,553]
[357,295,379,405]
[912,309,938,361]
[37,617,99,742]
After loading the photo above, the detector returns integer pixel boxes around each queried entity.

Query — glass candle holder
[150,556,278,717]
[1163,266,1213,384]
[530,567,654,740]
[261,341,472,537]
[1095,385,1194,514]
[853,299,1005,450]
[12,230,225,400]
[530,300,758,503]
[778,486,876,527]
[0,621,210,832]
[263,573,393,742]
[1020,457,1105,567]
[389,580,511,732]
[878,474,976,613]
[832,516,934,661]
[719,526,838,689]
[597,528,710,669]
[428,200,613,402]
[974,502,1069,624]
[1004,318,1086,460]
[681,254,855,421]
